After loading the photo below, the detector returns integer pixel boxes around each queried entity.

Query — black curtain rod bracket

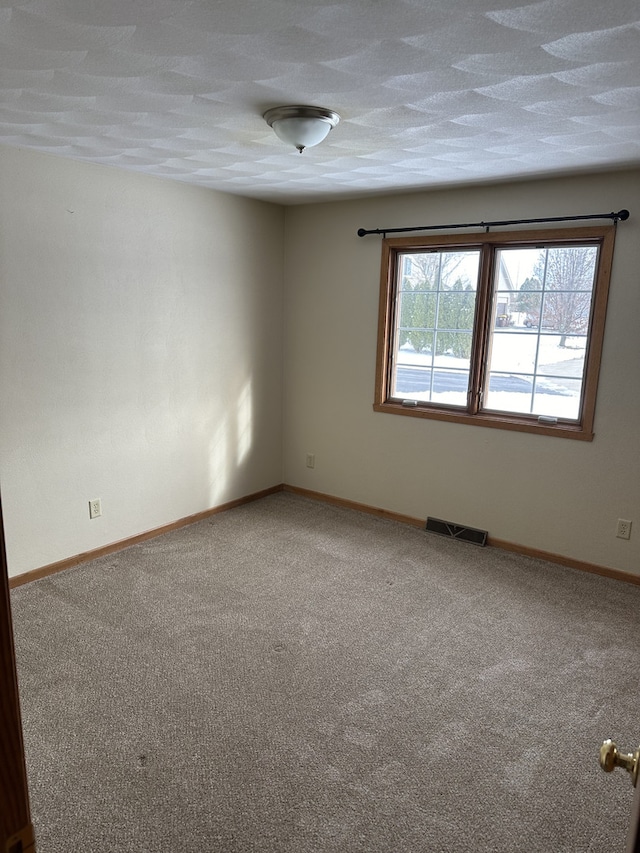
[357,209,629,238]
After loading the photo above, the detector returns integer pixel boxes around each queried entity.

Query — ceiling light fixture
[263,105,340,153]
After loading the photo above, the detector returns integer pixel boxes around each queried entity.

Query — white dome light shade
[272,117,332,150]
[263,105,340,153]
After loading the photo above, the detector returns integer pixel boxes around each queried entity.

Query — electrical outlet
[89,499,102,520]
[306,453,315,469]
[616,518,632,540]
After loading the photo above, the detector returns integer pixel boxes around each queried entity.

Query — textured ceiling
[1,0,639,203]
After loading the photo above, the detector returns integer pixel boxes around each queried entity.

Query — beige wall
[0,146,285,577]
[283,170,640,575]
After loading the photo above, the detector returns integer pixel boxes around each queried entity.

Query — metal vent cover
[425,517,487,547]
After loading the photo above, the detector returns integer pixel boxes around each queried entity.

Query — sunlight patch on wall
[237,379,253,466]
[207,379,254,508]
[208,416,229,508]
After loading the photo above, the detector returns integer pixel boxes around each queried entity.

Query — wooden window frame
[374,225,616,441]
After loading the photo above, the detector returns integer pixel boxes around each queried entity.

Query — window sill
[373,401,594,441]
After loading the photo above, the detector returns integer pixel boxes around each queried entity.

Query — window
[374,226,616,439]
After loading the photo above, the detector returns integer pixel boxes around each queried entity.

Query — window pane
[540,290,591,336]
[398,293,437,353]
[391,250,480,405]
[537,334,586,378]
[431,368,469,407]
[499,248,543,289]
[486,371,534,414]
[488,330,538,374]
[483,245,598,421]
[392,364,433,397]
[532,377,582,420]
[433,332,474,368]
[436,292,476,332]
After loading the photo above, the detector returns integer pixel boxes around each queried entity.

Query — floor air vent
[425,517,487,547]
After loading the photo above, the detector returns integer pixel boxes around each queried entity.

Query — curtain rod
[356,209,629,238]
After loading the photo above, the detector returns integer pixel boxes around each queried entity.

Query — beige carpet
[10,492,640,852]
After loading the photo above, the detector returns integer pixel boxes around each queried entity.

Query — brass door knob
[600,739,640,787]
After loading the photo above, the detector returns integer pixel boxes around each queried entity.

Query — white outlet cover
[616,519,632,540]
